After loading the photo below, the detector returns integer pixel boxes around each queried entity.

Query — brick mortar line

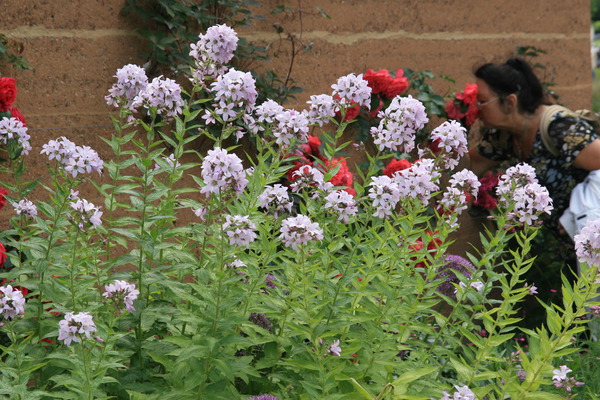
[0,26,588,43]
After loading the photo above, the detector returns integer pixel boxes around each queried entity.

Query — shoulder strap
[539,105,572,156]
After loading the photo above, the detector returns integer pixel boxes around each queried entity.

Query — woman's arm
[572,139,600,171]
[467,147,501,176]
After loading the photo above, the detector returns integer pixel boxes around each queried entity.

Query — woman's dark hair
[474,57,546,114]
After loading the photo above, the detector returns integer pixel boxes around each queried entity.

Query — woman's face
[475,79,504,128]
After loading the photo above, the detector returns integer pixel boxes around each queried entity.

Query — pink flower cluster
[552,365,584,392]
[105,64,148,109]
[496,163,553,225]
[41,136,104,178]
[0,117,31,155]
[57,312,97,345]
[69,198,103,229]
[440,385,478,400]
[103,280,139,313]
[258,184,293,218]
[222,215,257,247]
[370,95,428,154]
[189,24,238,84]
[574,217,600,266]
[324,190,358,224]
[0,284,26,319]
[200,147,248,196]
[439,169,481,227]
[12,198,37,219]
[429,120,469,170]
[279,215,323,250]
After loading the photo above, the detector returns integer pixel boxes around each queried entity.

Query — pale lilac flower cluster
[496,163,553,225]
[574,217,600,266]
[258,184,293,217]
[222,215,257,247]
[41,136,104,177]
[331,73,372,109]
[457,280,484,294]
[280,214,324,250]
[0,117,31,155]
[440,385,478,400]
[290,165,333,197]
[305,94,338,127]
[189,24,238,84]
[430,120,468,170]
[200,147,248,196]
[210,69,258,111]
[193,206,207,221]
[253,99,284,127]
[105,64,148,109]
[370,95,428,153]
[395,158,440,206]
[12,199,37,218]
[271,109,310,147]
[131,76,185,119]
[0,285,26,320]
[57,312,97,345]
[247,395,280,400]
[324,190,358,224]
[328,339,342,357]
[552,365,584,392]
[103,280,139,313]
[69,198,103,229]
[439,169,480,227]
[368,175,401,218]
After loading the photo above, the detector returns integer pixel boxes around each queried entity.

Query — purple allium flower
[574,217,600,266]
[0,285,26,319]
[258,184,293,217]
[328,339,342,356]
[394,158,440,206]
[305,94,338,127]
[290,165,333,197]
[247,395,280,400]
[12,199,37,218]
[264,274,277,288]
[440,385,478,400]
[368,175,401,218]
[434,255,476,299]
[57,312,97,345]
[280,214,324,250]
[131,76,185,119]
[102,280,139,313]
[248,313,273,332]
[272,109,310,147]
[430,120,468,170]
[331,73,372,109]
[324,190,358,224]
[105,64,149,109]
[69,198,103,229]
[222,215,257,247]
[190,24,238,66]
[200,147,248,196]
[370,95,428,154]
[0,117,31,155]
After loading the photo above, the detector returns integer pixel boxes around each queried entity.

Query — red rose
[383,69,409,99]
[0,77,17,112]
[445,101,465,121]
[464,103,479,127]
[382,158,412,177]
[8,107,26,126]
[0,243,6,269]
[363,68,392,95]
[325,158,356,196]
[474,192,498,210]
[300,135,322,160]
[0,187,7,211]
[461,83,478,104]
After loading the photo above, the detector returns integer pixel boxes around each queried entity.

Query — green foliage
[0,34,33,72]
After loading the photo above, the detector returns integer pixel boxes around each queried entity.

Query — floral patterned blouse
[476,112,599,232]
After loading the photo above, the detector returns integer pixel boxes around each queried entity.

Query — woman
[468,57,600,235]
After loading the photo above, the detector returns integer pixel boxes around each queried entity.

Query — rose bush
[0,25,598,400]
